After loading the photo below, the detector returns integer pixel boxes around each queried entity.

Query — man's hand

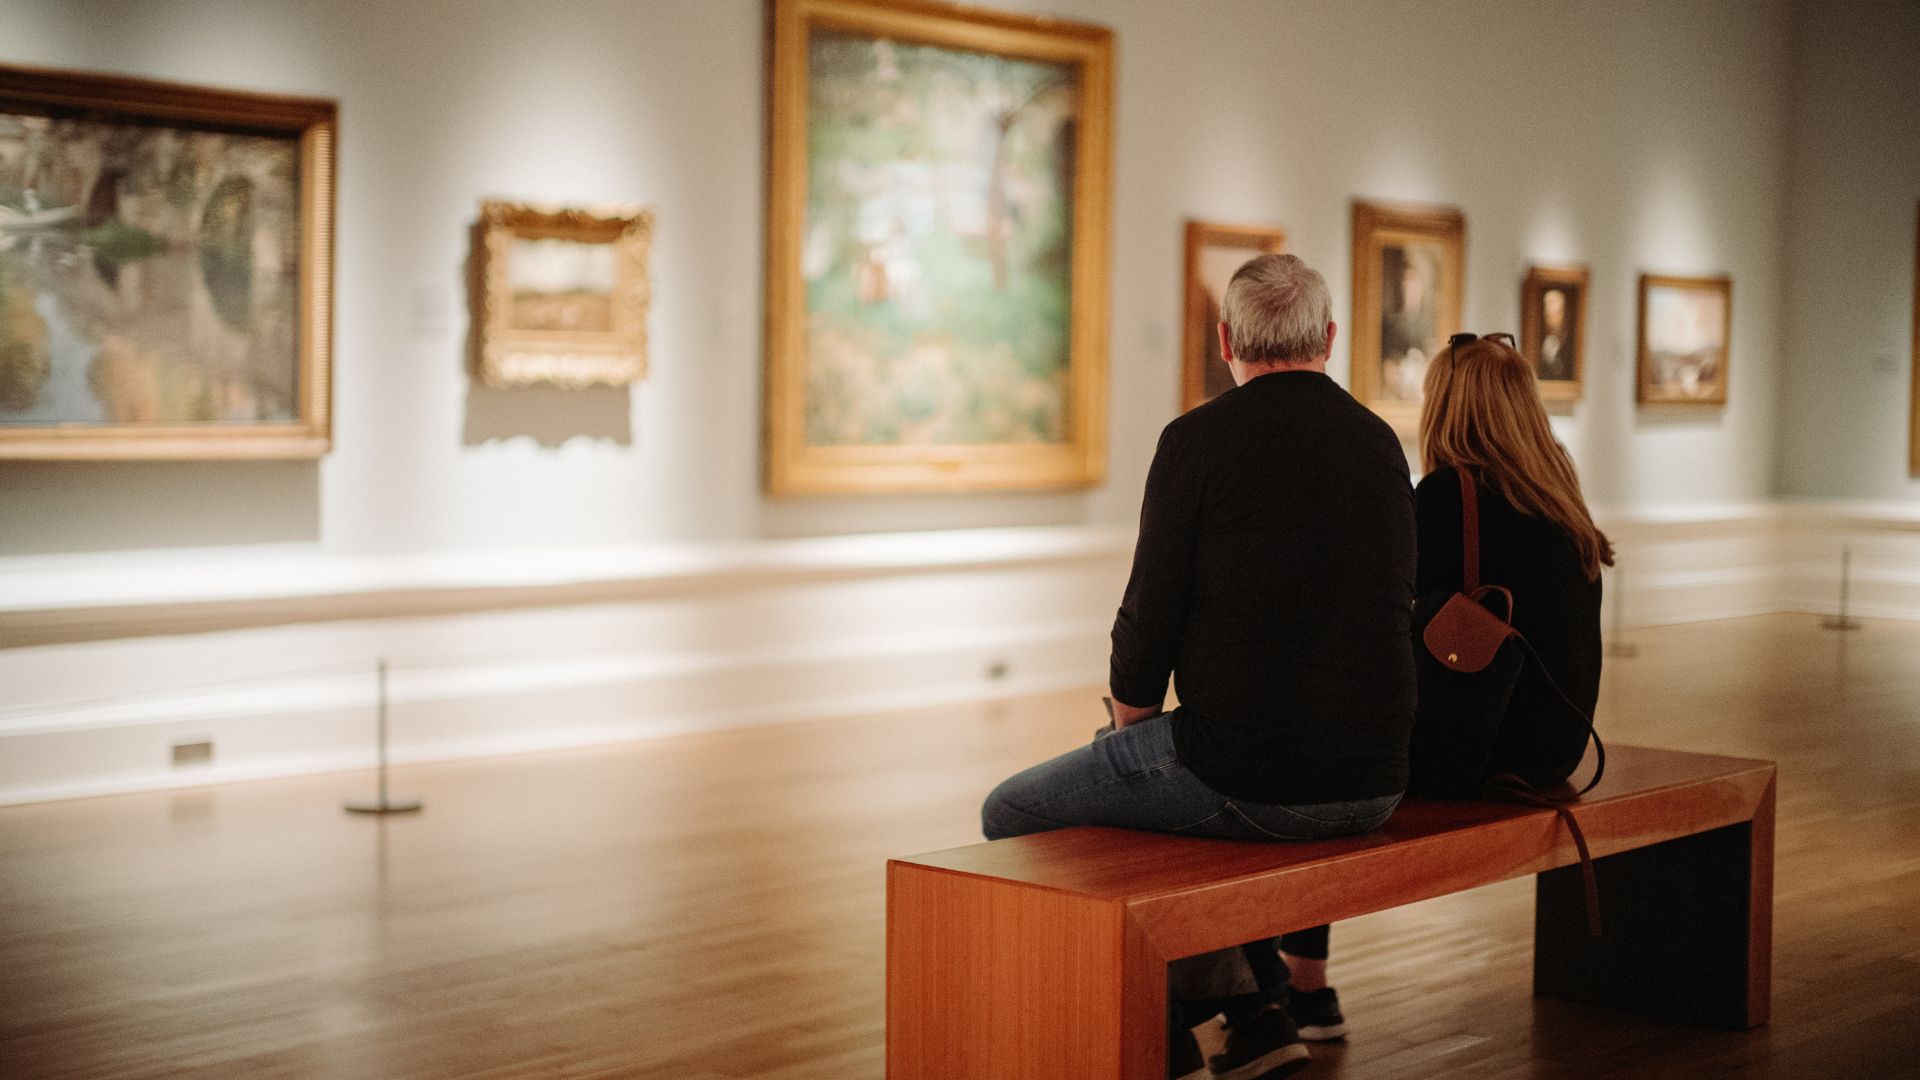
[1111,698,1163,730]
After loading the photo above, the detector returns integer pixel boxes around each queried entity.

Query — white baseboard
[0,612,1113,806]
[2,506,1916,805]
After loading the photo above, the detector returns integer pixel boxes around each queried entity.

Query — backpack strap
[1486,772,1604,937]
[1459,467,1481,592]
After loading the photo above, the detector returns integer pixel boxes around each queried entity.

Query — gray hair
[1220,253,1332,366]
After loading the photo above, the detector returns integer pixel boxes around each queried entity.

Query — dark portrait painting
[1349,200,1463,430]
[1521,265,1588,401]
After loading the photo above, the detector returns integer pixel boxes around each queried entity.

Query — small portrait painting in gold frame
[470,200,653,389]
[1181,220,1286,412]
[1349,200,1465,432]
[1520,265,1589,403]
[1636,273,1731,407]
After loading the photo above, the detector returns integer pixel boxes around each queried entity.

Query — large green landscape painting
[0,113,300,427]
[803,31,1076,448]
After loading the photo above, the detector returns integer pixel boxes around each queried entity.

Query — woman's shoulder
[1414,464,1466,506]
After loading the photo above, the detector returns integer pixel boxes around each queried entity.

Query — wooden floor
[2,613,1918,1079]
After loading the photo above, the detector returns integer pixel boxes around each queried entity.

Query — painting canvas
[1637,274,1730,406]
[1349,200,1464,431]
[0,64,333,459]
[1521,265,1589,403]
[764,0,1113,494]
[469,200,652,388]
[1181,220,1285,412]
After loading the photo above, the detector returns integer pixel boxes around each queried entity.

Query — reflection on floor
[2,614,1918,1079]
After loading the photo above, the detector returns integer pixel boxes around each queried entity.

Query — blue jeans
[980,711,1400,1029]
[983,711,1399,843]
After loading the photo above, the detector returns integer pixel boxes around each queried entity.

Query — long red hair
[1419,338,1614,579]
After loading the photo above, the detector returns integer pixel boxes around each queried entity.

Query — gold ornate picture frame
[0,63,335,460]
[1181,220,1286,413]
[1520,264,1589,404]
[1349,199,1465,432]
[469,200,653,389]
[763,0,1113,495]
[1636,273,1731,407]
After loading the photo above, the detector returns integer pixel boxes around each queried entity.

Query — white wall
[0,0,1803,566]
[13,0,1919,804]
[1775,0,1920,502]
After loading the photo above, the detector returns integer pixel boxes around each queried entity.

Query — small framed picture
[469,200,653,388]
[1181,220,1286,412]
[1349,200,1465,431]
[1520,265,1589,403]
[1636,273,1731,406]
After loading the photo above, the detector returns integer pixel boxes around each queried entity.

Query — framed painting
[1181,219,1285,412]
[469,200,653,388]
[1349,200,1464,431]
[1520,264,1589,403]
[0,63,334,459]
[1636,273,1731,406]
[764,0,1113,494]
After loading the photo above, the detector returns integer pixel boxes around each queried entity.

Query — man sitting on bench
[980,253,1418,1080]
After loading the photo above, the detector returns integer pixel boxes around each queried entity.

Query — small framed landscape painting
[763,0,1114,495]
[1349,200,1464,431]
[1181,220,1285,412]
[0,63,335,459]
[1520,265,1589,403]
[1636,273,1731,406]
[469,200,653,389]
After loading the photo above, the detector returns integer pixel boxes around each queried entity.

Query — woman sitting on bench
[1281,331,1615,1045]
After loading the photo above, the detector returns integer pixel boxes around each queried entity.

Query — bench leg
[1533,778,1774,1029]
[887,860,1166,1079]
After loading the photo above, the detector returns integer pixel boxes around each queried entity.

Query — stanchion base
[343,796,423,814]
[1819,618,1862,631]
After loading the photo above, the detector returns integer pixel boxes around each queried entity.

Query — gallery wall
[0,0,1811,566]
[6,0,1920,804]
[1775,0,1920,503]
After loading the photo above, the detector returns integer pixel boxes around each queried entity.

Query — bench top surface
[893,743,1775,905]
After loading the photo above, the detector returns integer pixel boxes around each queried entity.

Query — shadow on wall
[461,383,634,447]
[0,462,321,556]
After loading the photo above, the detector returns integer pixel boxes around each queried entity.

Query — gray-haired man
[981,254,1416,1080]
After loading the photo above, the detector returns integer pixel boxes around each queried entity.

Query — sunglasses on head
[1448,332,1516,350]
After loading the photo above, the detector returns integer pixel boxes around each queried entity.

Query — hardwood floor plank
[2,614,1918,1077]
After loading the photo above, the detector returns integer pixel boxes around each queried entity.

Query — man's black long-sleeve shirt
[1108,369,1417,805]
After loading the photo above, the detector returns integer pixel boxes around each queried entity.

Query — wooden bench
[886,743,1775,1080]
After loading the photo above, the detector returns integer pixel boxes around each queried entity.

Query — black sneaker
[1171,1026,1207,1080]
[1284,986,1348,1042]
[1206,1005,1310,1080]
